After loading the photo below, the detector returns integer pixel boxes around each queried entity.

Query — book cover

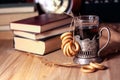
[14,35,61,55]
[13,24,73,40]
[0,3,35,14]
[10,13,72,33]
[0,11,38,25]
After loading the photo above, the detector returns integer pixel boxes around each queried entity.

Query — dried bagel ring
[62,35,73,43]
[68,41,80,56]
[90,62,106,70]
[61,38,72,49]
[66,43,73,57]
[61,32,80,57]
[63,42,73,57]
[80,65,96,73]
[60,32,72,40]
[63,42,70,56]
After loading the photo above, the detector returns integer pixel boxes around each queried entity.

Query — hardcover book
[10,13,72,33]
[14,35,61,55]
[13,24,73,40]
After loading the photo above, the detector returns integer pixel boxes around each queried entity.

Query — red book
[10,13,72,33]
[13,24,73,40]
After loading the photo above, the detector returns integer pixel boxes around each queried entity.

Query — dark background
[79,0,120,23]
[0,0,33,3]
[0,0,26,3]
[0,0,120,23]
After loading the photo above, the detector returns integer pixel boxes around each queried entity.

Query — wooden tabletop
[0,23,120,80]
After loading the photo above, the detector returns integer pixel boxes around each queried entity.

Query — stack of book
[10,13,73,55]
[0,3,38,31]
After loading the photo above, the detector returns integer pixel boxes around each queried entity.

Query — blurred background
[80,0,120,23]
[0,0,120,23]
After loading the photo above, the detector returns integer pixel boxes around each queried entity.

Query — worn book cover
[13,24,73,40]
[10,13,72,33]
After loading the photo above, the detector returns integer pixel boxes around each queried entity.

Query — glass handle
[98,27,111,56]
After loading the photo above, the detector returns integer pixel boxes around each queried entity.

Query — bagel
[80,65,96,73]
[60,32,80,57]
[60,32,72,40]
[80,62,106,73]
[61,38,72,49]
[63,42,70,56]
[62,41,73,57]
[66,44,73,57]
[62,35,73,43]
[90,62,106,70]
[68,41,80,56]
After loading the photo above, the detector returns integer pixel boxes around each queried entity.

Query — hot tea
[74,25,99,40]
[73,15,110,65]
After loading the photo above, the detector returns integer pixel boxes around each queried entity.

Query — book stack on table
[10,13,73,55]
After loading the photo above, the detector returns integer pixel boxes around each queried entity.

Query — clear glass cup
[73,15,111,65]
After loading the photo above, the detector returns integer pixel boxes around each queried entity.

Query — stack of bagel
[60,32,80,57]
[60,32,106,73]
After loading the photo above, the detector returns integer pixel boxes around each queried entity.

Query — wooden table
[0,23,120,80]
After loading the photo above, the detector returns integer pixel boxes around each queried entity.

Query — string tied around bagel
[60,32,81,57]
[60,14,81,57]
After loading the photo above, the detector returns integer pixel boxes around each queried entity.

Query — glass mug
[73,15,110,65]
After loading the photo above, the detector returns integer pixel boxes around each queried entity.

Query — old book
[0,11,38,25]
[14,35,61,55]
[10,13,72,33]
[13,24,73,40]
[0,3,35,14]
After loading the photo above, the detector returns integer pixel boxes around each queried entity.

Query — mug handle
[97,27,111,56]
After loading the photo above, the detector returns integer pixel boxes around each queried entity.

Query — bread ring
[70,41,80,52]
[62,35,73,43]
[66,44,73,57]
[61,32,81,57]
[63,42,70,56]
[61,38,72,49]
[60,32,72,40]
[68,41,80,56]
[63,42,73,57]
[80,65,96,73]
[90,62,106,70]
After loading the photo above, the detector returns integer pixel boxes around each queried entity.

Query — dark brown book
[10,13,72,33]
[13,24,73,40]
